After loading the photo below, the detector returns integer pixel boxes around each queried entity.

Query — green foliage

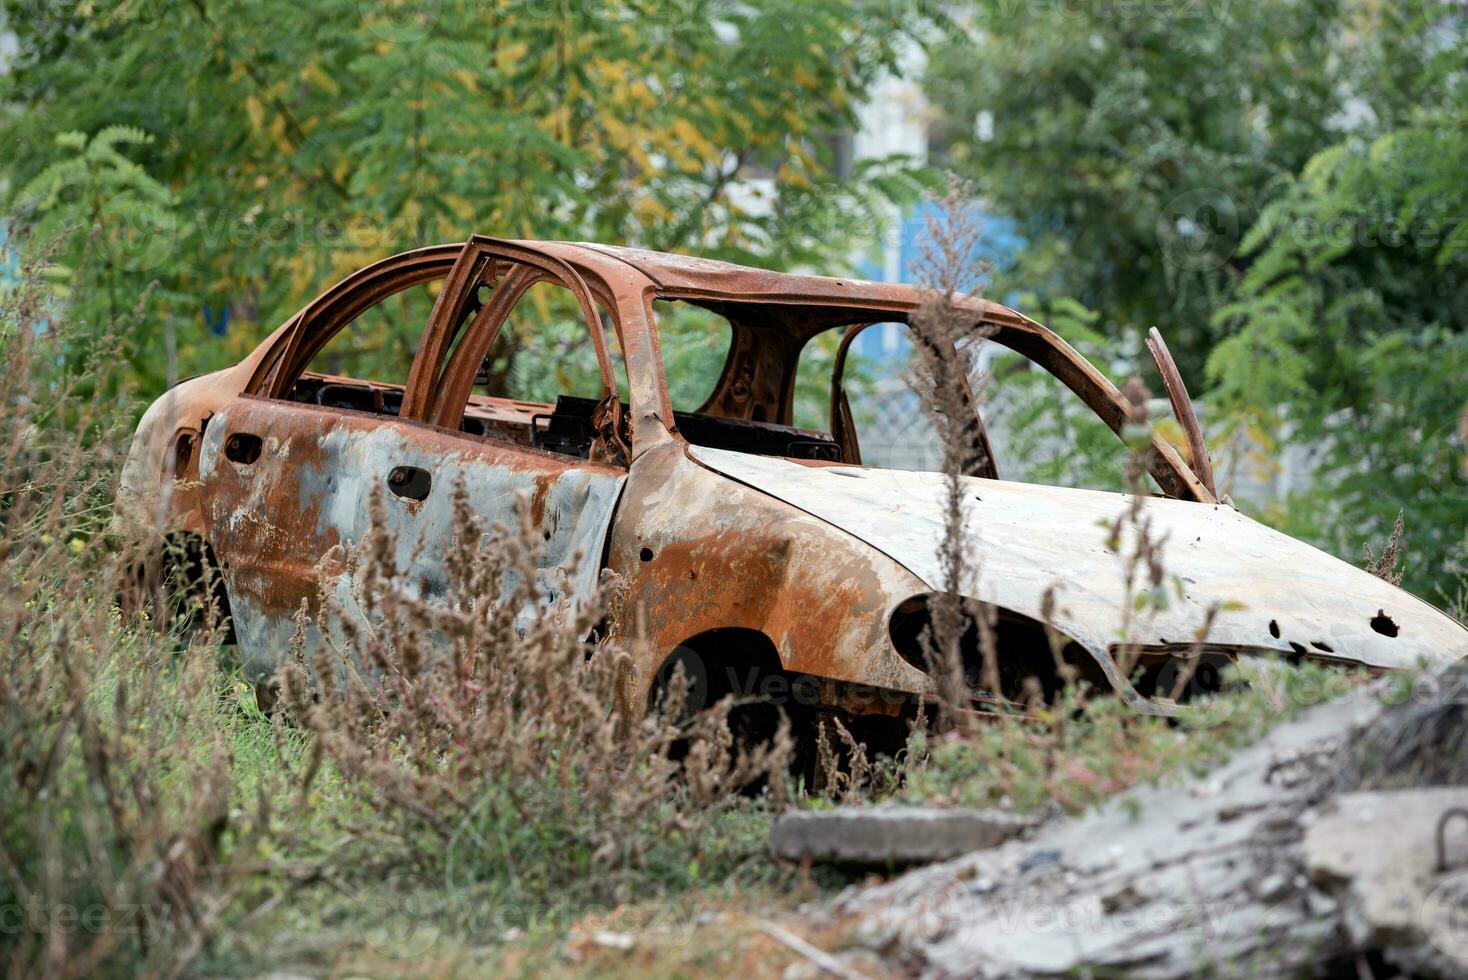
[11,128,183,390]
[1204,46,1468,595]
[929,1,1467,594]
[2,0,935,396]
[926,0,1356,369]
[16,127,174,252]
[901,659,1373,816]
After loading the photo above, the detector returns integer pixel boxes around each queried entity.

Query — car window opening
[286,264,632,463]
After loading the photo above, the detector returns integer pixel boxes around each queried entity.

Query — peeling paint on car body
[688,446,1468,705]
[117,237,1468,718]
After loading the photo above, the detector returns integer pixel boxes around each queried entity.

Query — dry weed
[277,478,793,904]
[906,175,998,730]
[1364,511,1407,586]
[0,236,288,979]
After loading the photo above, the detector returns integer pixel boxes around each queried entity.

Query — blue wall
[849,200,1020,369]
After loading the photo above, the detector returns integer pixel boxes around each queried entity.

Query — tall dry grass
[275,480,793,905]
[905,176,1001,728]
[0,239,297,979]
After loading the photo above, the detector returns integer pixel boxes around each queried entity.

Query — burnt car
[119,236,1468,732]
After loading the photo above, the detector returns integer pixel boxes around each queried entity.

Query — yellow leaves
[775,161,812,190]
[267,114,291,154]
[1152,417,1187,455]
[667,118,719,172]
[300,61,340,97]
[589,56,628,84]
[496,40,530,72]
[542,105,573,147]
[624,140,654,176]
[244,84,293,153]
[594,61,636,94]
[597,113,625,149]
[1244,419,1278,454]
[632,195,672,227]
[453,69,478,93]
[628,79,656,111]
[287,252,327,303]
[244,95,265,133]
[777,139,819,188]
[585,58,658,112]
[792,64,820,90]
[442,194,476,222]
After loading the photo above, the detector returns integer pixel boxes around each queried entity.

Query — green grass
[899,659,1372,815]
[0,613,1409,978]
[169,654,1379,975]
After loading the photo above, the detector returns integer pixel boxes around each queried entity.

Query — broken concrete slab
[827,690,1388,978]
[815,668,1468,978]
[1305,787,1468,969]
[770,806,1034,865]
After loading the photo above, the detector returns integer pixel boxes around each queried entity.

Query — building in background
[846,46,1019,369]
[831,48,1022,471]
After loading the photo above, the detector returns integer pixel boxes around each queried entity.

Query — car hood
[690,447,1468,677]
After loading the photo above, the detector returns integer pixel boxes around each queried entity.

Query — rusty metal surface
[198,396,623,684]
[403,236,616,423]
[687,445,1468,695]
[604,441,932,710]
[529,240,1213,501]
[257,246,461,399]
[1147,327,1217,497]
[119,236,1468,721]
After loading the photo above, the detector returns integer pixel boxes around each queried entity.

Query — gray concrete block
[770,806,1034,865]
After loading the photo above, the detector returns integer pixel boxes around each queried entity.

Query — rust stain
[117,235,1464,739]
[529,471,556,530]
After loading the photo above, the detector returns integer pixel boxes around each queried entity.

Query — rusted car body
[119,236,1468,730]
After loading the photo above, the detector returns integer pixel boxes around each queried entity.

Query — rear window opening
[650,299,843,462]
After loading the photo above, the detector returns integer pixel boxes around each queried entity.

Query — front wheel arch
[121,530,235,643]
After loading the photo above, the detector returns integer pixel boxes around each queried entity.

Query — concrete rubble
[801,674,1468,978]
[771,807,1035,866]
